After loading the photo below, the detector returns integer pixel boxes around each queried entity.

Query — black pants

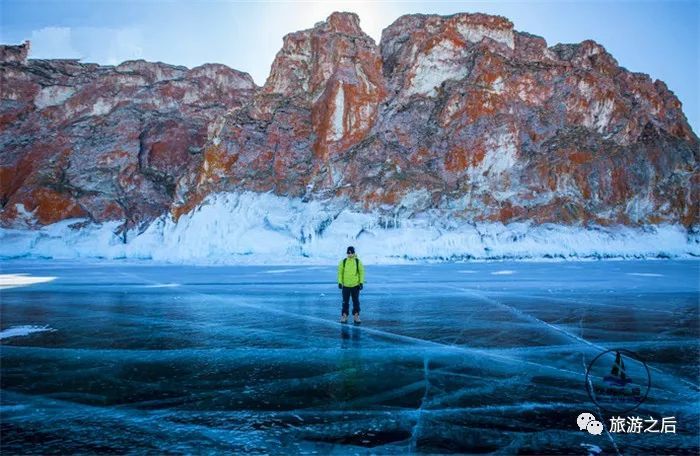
[341,285,361,315]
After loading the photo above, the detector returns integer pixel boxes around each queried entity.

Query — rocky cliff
[1,12,698,237]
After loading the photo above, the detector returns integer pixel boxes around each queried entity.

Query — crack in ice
[409,357,430,453]
[115,272,587,381]
[446,285,700,394]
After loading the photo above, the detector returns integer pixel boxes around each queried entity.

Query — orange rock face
[0,47,254,231]
[264,13,386,172]
[0,11,698,232]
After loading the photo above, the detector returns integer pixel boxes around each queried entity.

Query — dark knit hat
[346,246,355,254]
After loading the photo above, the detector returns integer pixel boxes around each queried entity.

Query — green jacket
[337,256,365,287]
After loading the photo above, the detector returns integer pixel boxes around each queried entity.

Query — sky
[1,0,698,133]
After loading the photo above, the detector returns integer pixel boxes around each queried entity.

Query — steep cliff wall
[1,12,697,237]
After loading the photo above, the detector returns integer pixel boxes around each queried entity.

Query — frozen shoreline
[1,191,698,264]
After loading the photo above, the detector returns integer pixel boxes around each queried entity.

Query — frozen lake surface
[1,259,698,454]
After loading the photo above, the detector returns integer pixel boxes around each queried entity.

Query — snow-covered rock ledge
[1,192,698,264]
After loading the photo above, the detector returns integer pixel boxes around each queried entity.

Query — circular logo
[585,349,651,414]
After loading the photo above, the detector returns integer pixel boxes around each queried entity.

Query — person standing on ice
[338,246,365,324]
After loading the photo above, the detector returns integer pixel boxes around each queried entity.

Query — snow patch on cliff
[90,98,113,116]
[330,82,345,141]
[456,23,515,49]
[491,77,505,94]
[578,80,594,99]
[584,98,615,133]
[1,191,697,264]
[407,39,469,97]
[34,85,75,109]
[468,131,518,186]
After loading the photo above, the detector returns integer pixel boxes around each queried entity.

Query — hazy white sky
[1,0,698,132]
